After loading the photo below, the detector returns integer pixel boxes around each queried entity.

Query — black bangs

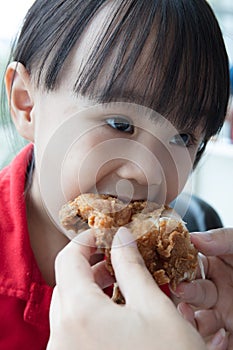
[73,0,229,139]
[12,0,229,140]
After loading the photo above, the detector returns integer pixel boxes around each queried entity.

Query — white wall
[192,141,233,227]
[208,0,233,64]
[0,0,35,40]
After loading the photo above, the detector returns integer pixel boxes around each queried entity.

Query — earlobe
[5,62,35,142]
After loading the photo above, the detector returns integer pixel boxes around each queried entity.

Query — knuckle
[198,280,217,308]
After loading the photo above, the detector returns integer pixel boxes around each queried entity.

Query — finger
[195,309,224,337]
[177,302,196,328]
[206,329,228,350]
[55,230,100,293]
[227,334,233,349]
[111,227,167,307]
[191,228,233,256]
[171,279,218,308]
[92,261,115,289]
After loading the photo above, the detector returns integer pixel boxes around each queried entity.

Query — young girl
[0,0,229,349]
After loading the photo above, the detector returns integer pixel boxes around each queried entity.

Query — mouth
[59,192,161,238]
[92,185,158,203]
[90,172,166,205]
[91,188,165,206]
[91,190,148,204]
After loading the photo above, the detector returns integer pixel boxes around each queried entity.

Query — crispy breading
[59,193,198,303]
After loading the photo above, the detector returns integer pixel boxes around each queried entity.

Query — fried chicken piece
[59,193,198,303]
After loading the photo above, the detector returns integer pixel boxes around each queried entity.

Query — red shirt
[0,144,52,349]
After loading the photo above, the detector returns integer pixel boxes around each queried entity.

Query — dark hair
[3,0,230,165]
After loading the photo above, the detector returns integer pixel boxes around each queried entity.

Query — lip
[92,173,165,204]
[91,186,148,201]
[89,190,163,206]
[103,192,146,202]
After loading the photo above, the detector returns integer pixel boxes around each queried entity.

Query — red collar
[0,144,53,328]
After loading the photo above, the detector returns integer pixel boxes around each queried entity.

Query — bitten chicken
[59,193,198,304]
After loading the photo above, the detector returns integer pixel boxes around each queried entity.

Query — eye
[170,133,193,147]
[105,116,134,134]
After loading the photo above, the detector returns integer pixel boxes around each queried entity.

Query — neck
[26,171,69,287]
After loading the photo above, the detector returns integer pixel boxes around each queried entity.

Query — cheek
[60,149,84,201]
[60,131,120,200]
[61,136,99,200]
[162,148,194,203]
[35,114,111,228]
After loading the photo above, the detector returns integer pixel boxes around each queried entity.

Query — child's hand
[47,227,206,350]
[171,229,233,350]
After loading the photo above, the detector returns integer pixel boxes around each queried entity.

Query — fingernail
[170,283,187,298]
[177,302,185,315]
[71,229,96,248]
[112,227,136,248]
[169,285,180,298]
[212,328,226,346]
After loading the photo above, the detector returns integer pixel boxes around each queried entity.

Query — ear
[5,62,35,142]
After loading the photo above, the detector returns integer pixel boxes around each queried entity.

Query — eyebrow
[89,92,172,129]
[91,88,157,112]
[81,87,207,135]
[87,90,170,126]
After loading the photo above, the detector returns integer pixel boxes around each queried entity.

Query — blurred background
[0,0,34,166]
[0,0,233,226]
[190,0,233,227]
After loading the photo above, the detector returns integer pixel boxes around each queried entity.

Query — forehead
[57,0,226,137]
[61,4,175,113]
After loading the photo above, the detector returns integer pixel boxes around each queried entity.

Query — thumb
[191,228,233,256]
[111,227,166,308]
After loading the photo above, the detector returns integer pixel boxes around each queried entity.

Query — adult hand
[47,227,206,350]
[171,228,233,350]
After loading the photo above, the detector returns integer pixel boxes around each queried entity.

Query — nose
[116,160,162,187]
[115,142,166,202]
[116,133,165,186]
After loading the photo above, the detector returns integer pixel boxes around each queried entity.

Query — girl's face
[33,88,203,224]
[11,2,204,227]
